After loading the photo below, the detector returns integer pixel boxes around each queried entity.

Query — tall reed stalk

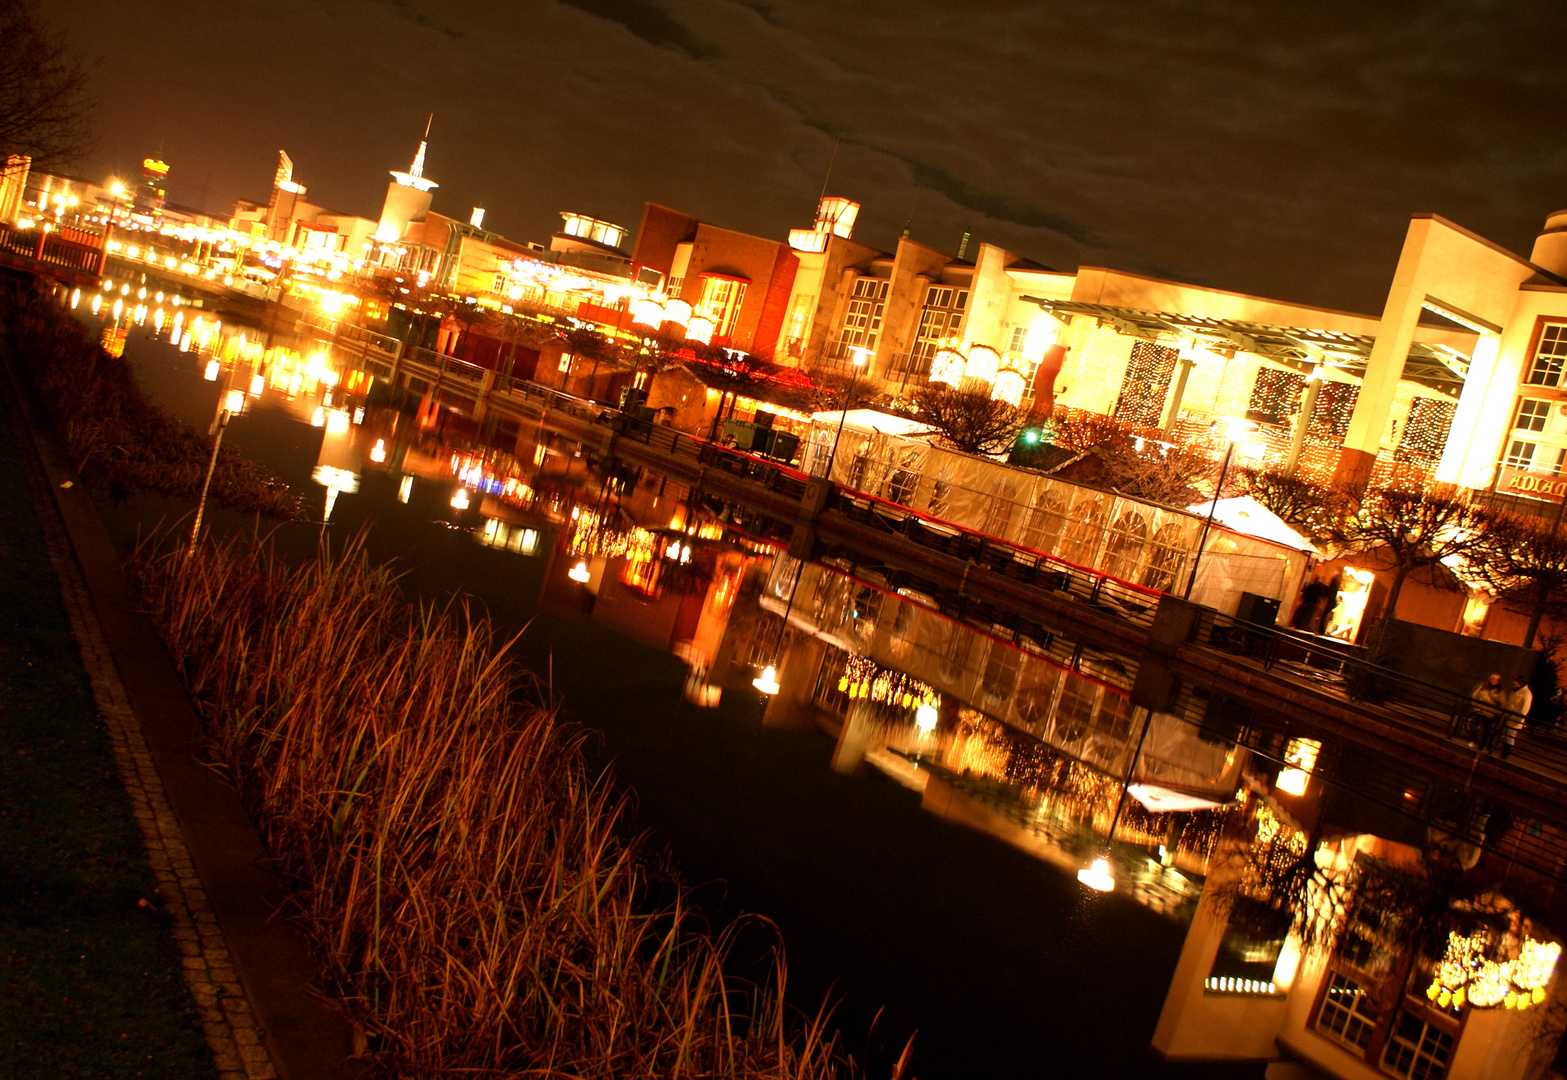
[132,534,868,1078]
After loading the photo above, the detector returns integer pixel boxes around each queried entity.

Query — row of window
[1317,971,1456,1080]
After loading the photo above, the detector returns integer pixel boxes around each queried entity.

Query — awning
[1186,495,1320,554]
[1127,784,1230,813]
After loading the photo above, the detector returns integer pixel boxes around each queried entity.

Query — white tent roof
[1184,495,1319,555]
[808,408,932,439]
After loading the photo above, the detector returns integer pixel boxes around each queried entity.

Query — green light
[1022,429,1041,445]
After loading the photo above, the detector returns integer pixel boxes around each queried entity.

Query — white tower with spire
[376,116,439,243]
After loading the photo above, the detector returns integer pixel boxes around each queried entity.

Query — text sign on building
[1499,467,1567,503]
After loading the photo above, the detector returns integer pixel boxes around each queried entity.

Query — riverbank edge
[0,343,360,1080]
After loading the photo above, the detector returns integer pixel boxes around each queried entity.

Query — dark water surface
[82,292,1262,1079]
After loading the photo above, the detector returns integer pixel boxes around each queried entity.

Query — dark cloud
[553,0,717,59]
[50,0,1567,313]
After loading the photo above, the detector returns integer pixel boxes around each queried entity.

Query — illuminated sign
[142,158,169,175]
[1500,468,1567,503]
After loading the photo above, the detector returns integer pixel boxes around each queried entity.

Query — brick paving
[16,428,278,1080]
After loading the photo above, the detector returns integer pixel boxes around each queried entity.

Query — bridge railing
[1191,605,1567,784]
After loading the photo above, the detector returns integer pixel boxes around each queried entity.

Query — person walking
[1500,673,1534,759]
[1469,673,1509,749]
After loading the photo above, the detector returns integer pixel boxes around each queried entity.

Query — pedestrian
[1469,672,1508,749]
[1500,674,1534,759]
[1291,568,1333,632]
[721,432,738,449]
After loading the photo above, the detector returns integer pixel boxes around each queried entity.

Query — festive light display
[1111,341,1177,428]
[686,316,715,345]
[965,344,1000,386]
[836,653,937,711]
[929,346,966,386]
[992,368,1026,407]
[662,298,692,329]
[1426,931,1560,1010]
[631,298,664,327]
[1247,367,1305,426]
[1395,396,1458,465]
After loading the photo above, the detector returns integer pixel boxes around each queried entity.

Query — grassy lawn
[0,393,215,1078]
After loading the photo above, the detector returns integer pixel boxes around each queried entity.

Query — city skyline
[56,0,1567,317]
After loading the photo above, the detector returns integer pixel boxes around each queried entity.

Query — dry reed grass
[131,533,875,1079]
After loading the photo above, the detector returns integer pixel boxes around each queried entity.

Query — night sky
[56,0,1567,314]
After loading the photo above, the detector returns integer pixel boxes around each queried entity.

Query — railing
[882,350,931,393]
[0,220,106,276]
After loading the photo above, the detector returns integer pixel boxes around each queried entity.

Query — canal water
[71,274,1265,1079]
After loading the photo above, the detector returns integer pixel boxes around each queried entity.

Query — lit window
[1506,439,1538,469]
[1008,325,1029,354]
[668,276,684,297]
[1380,1009,1455,1080]
[1517,398,1552,432]
[905,287,969,374]
[1315,971,1381,1051]
[1526,324,1567,387]
[698,277,747,339]
[839,278,888,351]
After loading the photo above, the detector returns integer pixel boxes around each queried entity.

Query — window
[1008,325,1029,354]
[1316,971,1381,1051]
[668,275,684,297]
[1527,323,1567,387]
[910,286,970,370]
[839,278,888,350]
[1517,398,1552,432]
[785,293,816,356]
[1113,342,1179,427]
[1506,439,1538,469]
[1381,1009,1455,1080]
[698,277,748,338]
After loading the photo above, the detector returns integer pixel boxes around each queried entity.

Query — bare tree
[1333,488,1495,649]
[1474,511,1567,649]
[912,384,1026,456]
[1238,468,1349,540]
[0,0,95,168]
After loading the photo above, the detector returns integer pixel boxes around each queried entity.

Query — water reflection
[73,280,1564,1080]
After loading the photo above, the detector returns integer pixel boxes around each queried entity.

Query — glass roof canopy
[1022,297,1471,398]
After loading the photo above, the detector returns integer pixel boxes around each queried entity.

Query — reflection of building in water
[1154,778,1564,1080]
[761,556,1244,798]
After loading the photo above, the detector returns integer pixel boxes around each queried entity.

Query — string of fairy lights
[1111,341,1178,428]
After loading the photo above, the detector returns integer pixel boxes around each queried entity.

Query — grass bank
[131,533,871,1078]
[0,282,298,518]
[0,380,216,1077]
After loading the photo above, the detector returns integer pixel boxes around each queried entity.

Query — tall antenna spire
[816,135,841,209]
[409,114,432,180]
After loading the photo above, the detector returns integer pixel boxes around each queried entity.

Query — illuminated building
[136,157,169,217]
[0,155,29,223]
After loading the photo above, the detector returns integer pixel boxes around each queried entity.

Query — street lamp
[752,556,804,696]
[1077,705,1157,894]
[1182,417,1263,600]
[186,388,245,560]
[820,346,872,480]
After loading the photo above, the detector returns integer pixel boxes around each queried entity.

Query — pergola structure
[1022,297,1471,398]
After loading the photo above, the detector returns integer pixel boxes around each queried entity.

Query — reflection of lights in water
[311,466,359,523]
[353,407,365,425]
[326,409,350,435]
[69,288,79,309]
[112,298,122,319]
[568,560,591,583]
[915,703,939,732]
[91,294,102,314]
[204,360,220,381]
[311,406,326,428]
[450,488,470,510]
[180,332,194,351]
[1077,858,1115,892]
[155,291,163,302]
[137,286,146,299]
[120,284,129,296]
[534,444,547,465]
[571,506,580,520]
[288,373,304,395]
[478,518,539,555]
[249,373,264,395]
[153,308,164,331]
[370,439,386,463]
[397,475,413,503]
[224,390,245,415]
[323,390,333,406]
[752,665,781,696]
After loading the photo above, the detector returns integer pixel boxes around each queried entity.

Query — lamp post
[1077,705,1156,893]
[752,556,804,696]
[1182,418,1261,601]
[820,346,871,480]
[187,387,245,560]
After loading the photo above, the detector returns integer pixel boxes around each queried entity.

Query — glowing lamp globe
[686,316,715,345]
[662,298,692,328]
[204,359,220,381]
[929,347,965,386]
[1077,857,1115,892]
[915,703,938,732]
[752,665,781,696]
[632,299,664,327]
[370,439,387,463]
[1275,767,1309,797]
[450,488,471,510]
[964,344,1000,386]
[991,369,1026,407]
[224,389,245,415]
[568,560,591,584]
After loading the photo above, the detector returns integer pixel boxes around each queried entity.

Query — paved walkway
[2,347,356,1080]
